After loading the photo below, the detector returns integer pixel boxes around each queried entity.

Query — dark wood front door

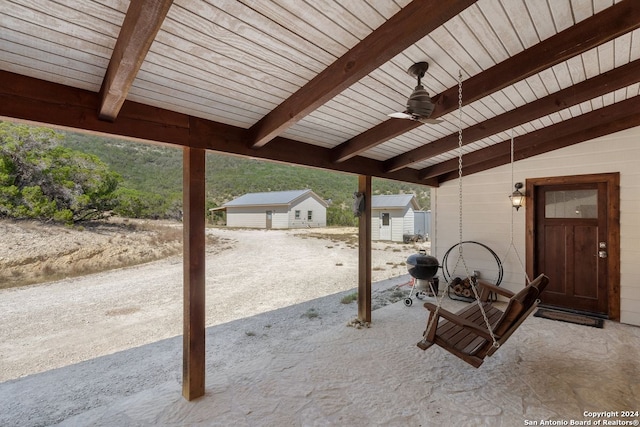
[527,173,620,318]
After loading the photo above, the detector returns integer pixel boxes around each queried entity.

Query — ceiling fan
[388,61,442,124]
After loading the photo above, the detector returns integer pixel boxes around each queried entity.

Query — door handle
[598,250,607,258]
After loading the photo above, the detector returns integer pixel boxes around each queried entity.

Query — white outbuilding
[371,194,421,242]
[223,189,327,229]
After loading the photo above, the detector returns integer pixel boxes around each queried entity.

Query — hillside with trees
[1,122,431,225]
[0,123,121,223]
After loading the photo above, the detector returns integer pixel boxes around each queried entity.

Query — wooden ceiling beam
[99,0,173,121]
[331,118,423,164]
[0,71,190,145]
[385,59,640,172]
[331,0,640,163]
[247,0,477,149]
[191,119,435,185]
[0,71,436,187]
[429,96,640,183]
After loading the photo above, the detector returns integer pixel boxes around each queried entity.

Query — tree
[113,187,182,220]
[327,204,357,226]
[0,122,122,223]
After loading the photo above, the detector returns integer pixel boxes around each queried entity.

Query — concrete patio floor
[2,283,639,427]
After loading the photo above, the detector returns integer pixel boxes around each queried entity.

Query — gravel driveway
[0,226,420,382]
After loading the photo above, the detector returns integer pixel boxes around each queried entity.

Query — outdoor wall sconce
[510,182,525,211]
[352,192,365,217]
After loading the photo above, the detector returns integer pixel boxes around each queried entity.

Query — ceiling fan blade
[417,118,444,124]
[389,111,442,125]
[388,112,412,119]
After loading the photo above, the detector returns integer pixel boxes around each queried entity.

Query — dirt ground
[0,219,427,382]
[0,219,185,289]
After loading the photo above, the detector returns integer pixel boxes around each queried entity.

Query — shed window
[307,210,313,220]
[295,210,300,219]
[381,212,390,226]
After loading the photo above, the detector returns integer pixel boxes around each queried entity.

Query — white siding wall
[404,208,415,234]
[372,209,398,241]
[372,207,414,242]
[226,207,268,228]
[371,213,381,240]
[271,209,289,229]
[390,211,404,242]
[226,196,326,229]
[288,196,326,228]
[226,206,288,228]
[431,126,640,326]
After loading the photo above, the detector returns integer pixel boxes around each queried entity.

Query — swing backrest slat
[486,274,549,355]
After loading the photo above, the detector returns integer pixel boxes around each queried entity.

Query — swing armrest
[423,302,495,341]
[477,280,514,301]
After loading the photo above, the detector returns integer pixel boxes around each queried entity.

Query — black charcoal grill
[403,249,440,306]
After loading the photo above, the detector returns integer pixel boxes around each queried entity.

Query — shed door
[379,212,391,240]
[266,210,272,229]
[534,183,608,314]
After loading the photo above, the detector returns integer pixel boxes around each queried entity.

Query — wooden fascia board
[0,71,190,146]
[247,0,477,149]
[99,0,173,121]
[0,71,436,187]
[331,0,640,163]
[385,59,640,172]
[431,96,640,183]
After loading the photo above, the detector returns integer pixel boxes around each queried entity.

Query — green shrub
[340,292,358,304]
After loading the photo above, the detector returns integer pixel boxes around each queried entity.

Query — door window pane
[381,213,390,226]
[545,190,598,218]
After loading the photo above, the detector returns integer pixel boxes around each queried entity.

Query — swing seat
[417,274,549,367]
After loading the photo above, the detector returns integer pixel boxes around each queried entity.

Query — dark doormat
[534,308,604,328]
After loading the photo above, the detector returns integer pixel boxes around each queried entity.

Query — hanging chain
[457,70,499,348]
[506,128,516,252]
[458,69,464,247]
[502,128,531,284]
[452,70,467,277]
[455,70,473,281]
[422,73,465,340]
[423,71,499,348]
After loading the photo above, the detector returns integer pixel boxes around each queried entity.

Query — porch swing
[416,73,549,368]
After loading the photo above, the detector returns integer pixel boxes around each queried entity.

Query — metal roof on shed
[224,189,314,207]
[371,194,419,209]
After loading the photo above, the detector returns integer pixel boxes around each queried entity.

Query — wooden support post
[357,175,372,322]
[182,147,206,400]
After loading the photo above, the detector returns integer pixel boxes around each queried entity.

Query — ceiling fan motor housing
[406,84,435,118]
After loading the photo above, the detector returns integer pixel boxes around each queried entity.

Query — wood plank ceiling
[1,0,639,186]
